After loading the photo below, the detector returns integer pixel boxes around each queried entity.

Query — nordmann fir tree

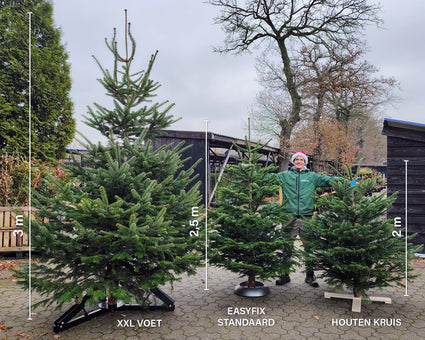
[15,12,202,309]
[302,165,422,299]
[209,123,295,294]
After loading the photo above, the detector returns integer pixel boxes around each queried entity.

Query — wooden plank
[0,245,30,252]
[3,230,10,248]
[22,231,28,247]
[410,234,425,245]
[352,297,362,313]
[387,140,425,149]
[325,292,391,313]
[0,207,32,212]
[10,230,17,247]
[387,171,423,178]
[10,210,18,228]
[383,126,425,143]
[3,210,11,228]
[387,136,425,147]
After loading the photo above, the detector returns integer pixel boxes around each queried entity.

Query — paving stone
[0,262,424,339]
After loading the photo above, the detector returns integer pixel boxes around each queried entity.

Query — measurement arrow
[28,11,33,320]
[404,160,409,297]
[204,120,209,291]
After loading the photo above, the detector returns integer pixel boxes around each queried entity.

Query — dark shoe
[305,273,319,288]
[276,275,291,286]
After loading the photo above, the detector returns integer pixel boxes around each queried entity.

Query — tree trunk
[279,120,294,172]
[248,274,256,289]
[277,40,302,128]
[353,288,362,298]
[311,89,325,172]
[108,293,117,308]
[276,39,302,172]
[279,158,289,172]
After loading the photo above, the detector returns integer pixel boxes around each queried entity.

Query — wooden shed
[382,118,425,249]
[151,130,280,205]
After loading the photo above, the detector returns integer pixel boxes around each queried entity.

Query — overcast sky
[51,0,425,144]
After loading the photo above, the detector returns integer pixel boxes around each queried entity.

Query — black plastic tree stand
[234,281,270,297]
[53,288,175,333]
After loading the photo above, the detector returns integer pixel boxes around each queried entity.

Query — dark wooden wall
[151,136,205,203]
[151,130,281,206]
[386,136,425,247]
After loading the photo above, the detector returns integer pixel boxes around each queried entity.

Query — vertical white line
[404,159,409,297]
[28,11,33,320]
[204,120,209,290]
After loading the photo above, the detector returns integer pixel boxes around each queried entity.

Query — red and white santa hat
[291,151,308,164]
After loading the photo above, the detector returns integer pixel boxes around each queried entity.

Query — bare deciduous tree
[294,43,397,169]
[209,0,381,169]
[251,41,397,171]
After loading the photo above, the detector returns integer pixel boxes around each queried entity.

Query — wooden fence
[0,207,32,252]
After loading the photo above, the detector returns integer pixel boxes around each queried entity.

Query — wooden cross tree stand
[324,292,392,312]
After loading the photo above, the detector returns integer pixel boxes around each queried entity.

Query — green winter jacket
[275,167,336,216]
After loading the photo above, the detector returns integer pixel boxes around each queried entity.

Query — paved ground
[1,257,424,340]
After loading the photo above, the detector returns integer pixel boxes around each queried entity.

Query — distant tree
[356,116,387,165]
[252,42,397,170]
[296,43,395,169]
[249,55,294,158]
[0,0,75,160]
[291,115,360,170]
[209,0,381,170]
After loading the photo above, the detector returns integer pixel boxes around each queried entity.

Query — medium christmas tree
[303,166,422,299]
[16,11,202,311]
[209,124,295,296]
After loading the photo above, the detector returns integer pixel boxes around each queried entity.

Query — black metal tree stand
[53,288,175,333]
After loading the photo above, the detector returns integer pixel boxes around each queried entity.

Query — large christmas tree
[16,12,202,310]
[209,126,295,295]
[303,166,422,299]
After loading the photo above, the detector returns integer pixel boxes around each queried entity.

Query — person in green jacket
[275,151,336,288]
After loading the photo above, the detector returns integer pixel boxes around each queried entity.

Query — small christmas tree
[303,166,422,301]
[15,11,202,312]
[209,124,295,296]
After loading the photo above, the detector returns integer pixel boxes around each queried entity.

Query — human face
[293,156,306,171]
